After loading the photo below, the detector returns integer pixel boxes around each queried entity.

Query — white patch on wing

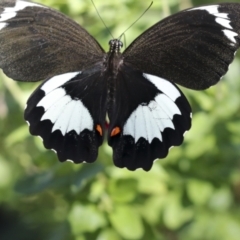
[0,12,16,22]
[213,13,229,19]
[123,87,182,143]
[222,29,238,43]
[215,18,232,29]
[37,88,66,110]
[0,22,7,30]
[187,5,238,46]
[51,99,93,135]
[187,5,219,14]
[51,99,77,134]
[0,0,45,23]
[41,72,81,94]
[36,71,93,135]
[41,94,72,123]
[51,149,57,153]
[143,73,181,101]
[155,94,181,118]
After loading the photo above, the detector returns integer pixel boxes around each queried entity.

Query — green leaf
[5,125,29,147]
[136,165,169,194]
[68,204,107,234]
[163,193,193,229]
[97,229,122,240]
[15,164,103,194]
[187,179,214,205]
[109,205,143,239]
[208,187,233,211]
[108,178,138,202]
[140,196,165,224]
[0,158,11,189]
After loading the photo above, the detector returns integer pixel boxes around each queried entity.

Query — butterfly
[0,1,239,171]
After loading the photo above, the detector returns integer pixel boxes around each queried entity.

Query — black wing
[0,0,104,81]
[123,3,240,90]
[108,65,191,171]
[24,63,108,163]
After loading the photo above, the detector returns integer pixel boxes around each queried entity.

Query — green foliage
[0,0,240,239]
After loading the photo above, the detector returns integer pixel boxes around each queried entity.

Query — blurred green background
[1,0,240,239]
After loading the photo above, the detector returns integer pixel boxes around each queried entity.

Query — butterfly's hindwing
[123,4,240,90]
[108,66,191,171]
[0,0,104,81]
[25,65,107,163]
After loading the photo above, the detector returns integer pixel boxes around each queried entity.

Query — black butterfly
[0,1,239,171]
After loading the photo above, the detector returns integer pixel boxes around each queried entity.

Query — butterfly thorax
[105,39,124,75]
[108,39,123,53]
[104,39,124,118]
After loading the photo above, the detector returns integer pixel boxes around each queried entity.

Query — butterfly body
[1,1,240,170]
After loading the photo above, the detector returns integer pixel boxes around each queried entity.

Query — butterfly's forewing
[123,4,240,90]
[108,65,191,171]
[0,0,104,81]
[24,63,108,163]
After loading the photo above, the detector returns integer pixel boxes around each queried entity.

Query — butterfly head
[109,39,123,53]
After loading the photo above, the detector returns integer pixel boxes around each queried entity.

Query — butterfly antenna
[119,1,153,40]
[91,0,114,39]
[122,33,127,50]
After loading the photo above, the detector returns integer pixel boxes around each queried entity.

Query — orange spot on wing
[96,125,103,136]
[111,127,121,137]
